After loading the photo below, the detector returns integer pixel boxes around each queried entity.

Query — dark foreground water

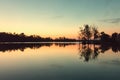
[0,43,120,80]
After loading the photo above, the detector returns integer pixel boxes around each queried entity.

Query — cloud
[100,18,120,24]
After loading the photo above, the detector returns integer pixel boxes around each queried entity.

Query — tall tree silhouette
[92,26,99,40]
[79,24,92,41]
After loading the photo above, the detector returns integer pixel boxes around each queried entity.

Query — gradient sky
[0,0,120,38]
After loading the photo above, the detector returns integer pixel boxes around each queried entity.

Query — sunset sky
[0,0,120,38]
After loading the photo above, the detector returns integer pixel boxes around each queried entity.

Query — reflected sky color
[0,43,120,80]
[0,0,120,38]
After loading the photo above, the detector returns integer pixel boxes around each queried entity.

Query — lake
[0,42,120,80]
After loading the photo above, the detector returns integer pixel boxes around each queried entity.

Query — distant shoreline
[0,40,119,45]
[0,41,79,44]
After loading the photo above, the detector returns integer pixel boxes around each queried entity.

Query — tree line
[0,32,76,42]
[0,24,119,43]
[79,24,120,44]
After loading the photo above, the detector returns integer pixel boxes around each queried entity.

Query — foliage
[0,32,76,42]
[79,24,99,41]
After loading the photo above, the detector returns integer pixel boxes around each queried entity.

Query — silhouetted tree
[0,32,77,42]
[79,24,101,44]
[100,32,111,43]
[20,33,25,37]
[92,26,99,40]
[111,32,118,42]
[79,24,92,41]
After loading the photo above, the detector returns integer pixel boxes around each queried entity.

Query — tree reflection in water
[79,43,120,62]
[0,42,119,62]
[0,42,76,52]
[79,44,100,62]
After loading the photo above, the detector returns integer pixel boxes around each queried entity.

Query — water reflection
[79,44,100,62]
[0,42,120,62]
[0,43,120,80]
[0,43,53,52]
[79,44,120,62]
[0,43,76,52]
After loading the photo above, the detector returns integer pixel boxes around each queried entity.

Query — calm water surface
[0,43,120,80]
